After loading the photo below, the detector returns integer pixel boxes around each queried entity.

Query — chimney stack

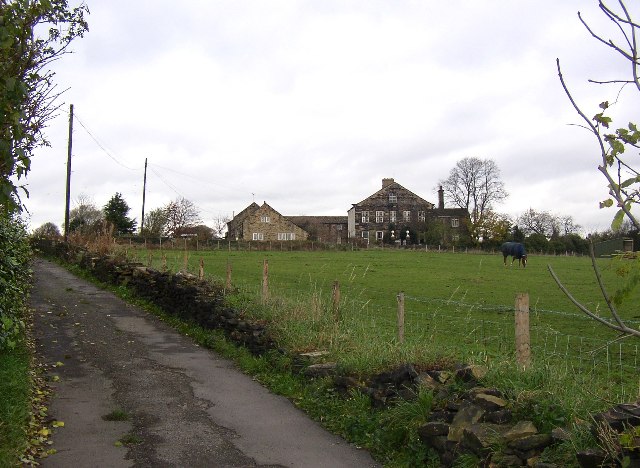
[438,186,444,210]
[382,178,394,188]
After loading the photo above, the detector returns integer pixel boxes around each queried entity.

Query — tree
[0,1,89,213]
[552,0,640,339]
[164,197,201,237]
[439,157,508,243]
[517,209,581,239]
[141,207,168,238]
[211,214,231,239]
[476,210,512,248]
[32,221,60,238]
[103,192,136,235]
[557,2,639,232]
[517,208,559,238]
[69,194,103,234]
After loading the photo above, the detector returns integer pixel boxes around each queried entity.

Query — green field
[130,247,640,406]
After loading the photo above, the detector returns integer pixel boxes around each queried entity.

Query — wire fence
[238,278,640,401]
[127,248,640,401]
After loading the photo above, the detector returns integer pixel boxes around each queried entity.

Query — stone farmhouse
[349,178,469,244]
[227,178,470,245]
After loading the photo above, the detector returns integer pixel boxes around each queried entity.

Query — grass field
[128,247,640,408]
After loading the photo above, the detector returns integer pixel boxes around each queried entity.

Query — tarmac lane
[30,258,380,468]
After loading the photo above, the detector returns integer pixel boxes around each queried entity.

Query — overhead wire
[72,113,140,172]
[65,112,244,219]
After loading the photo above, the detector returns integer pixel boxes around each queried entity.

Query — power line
[73,113,140,171]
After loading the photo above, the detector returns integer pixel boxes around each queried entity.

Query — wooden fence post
[198,257,204,280]
[262,259,269,303]
[226,261,232,290]
[397,291,405,344]
[161,253,167,271]
[332,280,341,320]
[515,293,531,369]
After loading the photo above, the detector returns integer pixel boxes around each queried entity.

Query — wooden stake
[199,257,204,280]
[332,280,341,320]
[226,260,232,290]
[262,259,269,302]
[515,293,531,369]
[397,291,405,344]
[162,253,167,271]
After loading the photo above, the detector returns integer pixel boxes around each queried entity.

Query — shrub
[0,214,31,350]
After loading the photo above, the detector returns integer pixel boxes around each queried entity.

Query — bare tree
[439,157,508,242]
[211,214,231,239]
[552,0,640,339]
[163,198,201,237]
[556,1,640,232]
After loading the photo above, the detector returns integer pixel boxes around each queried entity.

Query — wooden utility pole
[63,104,73,241]
[140,157,148,233]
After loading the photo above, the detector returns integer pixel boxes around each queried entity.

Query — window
[388,193,397,203]
[452,234,460,241]
[277,233,295,241]
[375,211,384,223]
[361,231,369,239]
[260,216,270,223]
[418,211,425,222]
[403,211,411,222]
[336,224,343,231]
[376,231,384,240]
[252,232,264,241]
[361,211,369,223]
[390,211,396,223]
[451,218,459,228]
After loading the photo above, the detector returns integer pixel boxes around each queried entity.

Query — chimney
[438,186,444,210]
[382,178,394,189]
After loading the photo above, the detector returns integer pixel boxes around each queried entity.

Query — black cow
[501,242,527,268]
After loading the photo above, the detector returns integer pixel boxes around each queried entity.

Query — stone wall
[32,239,273,355]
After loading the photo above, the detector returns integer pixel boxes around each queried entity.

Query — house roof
[355,180,434,207]
[228,202,260,226]
[286,216,348,226]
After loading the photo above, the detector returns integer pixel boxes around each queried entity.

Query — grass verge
[0,340,32,465]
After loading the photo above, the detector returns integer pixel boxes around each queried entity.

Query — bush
[0,214,31,350]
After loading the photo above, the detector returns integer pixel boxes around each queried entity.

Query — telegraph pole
[140,157,148,233]
[64,104,73,242]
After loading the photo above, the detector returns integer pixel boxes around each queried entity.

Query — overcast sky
[23,1,640,234]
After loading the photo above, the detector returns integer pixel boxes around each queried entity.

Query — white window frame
[390,211,396,223]
[361,231,369,239]
[375,211,384,223]
[388,193,397,203]
[260,216,270,223]
[361,211,369,223]
[452,234,460,241]
[451,218,459,228]
[277,232,296,241]
[418,211,425,222]
[376,231,384,240]
[403,210,411,222]
[252,232,264,241]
